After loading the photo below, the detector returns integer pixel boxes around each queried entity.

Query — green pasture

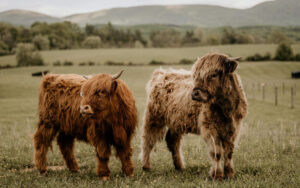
[0,60,299,187]
[1,44,300,66]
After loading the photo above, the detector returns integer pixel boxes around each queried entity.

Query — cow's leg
[33,122,57,174]
[116,146,134,177]
[95,140,111,181]
[57,132,79,172]
[113,126,134,177]
[223,141,235,178]
[165,129,184,170]
[202,127,223,180]
[141,114,166,171]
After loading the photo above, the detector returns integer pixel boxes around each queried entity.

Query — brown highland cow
[33,71,138,181]
[141,53,248,180]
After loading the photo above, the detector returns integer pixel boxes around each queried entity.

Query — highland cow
[33,71,138,181]
[141,53,247,180]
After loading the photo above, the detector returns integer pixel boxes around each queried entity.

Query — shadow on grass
[237,166,263,176]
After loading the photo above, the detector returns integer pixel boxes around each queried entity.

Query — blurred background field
[0,44,300,66]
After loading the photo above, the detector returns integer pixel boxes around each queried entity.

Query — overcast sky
[0,0,273,17]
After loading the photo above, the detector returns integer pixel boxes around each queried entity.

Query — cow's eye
[97,90,106,96]
[80,91,84,97]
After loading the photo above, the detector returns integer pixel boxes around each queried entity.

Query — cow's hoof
[224,167,235,179]
[100,176,110,181]
[39,169,48,176]
[175,165,185,171]
[210,169,224,181]
[127,173,134,177]
[142,166,151,171]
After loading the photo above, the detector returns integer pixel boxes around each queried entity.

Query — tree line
[0,21,297,56]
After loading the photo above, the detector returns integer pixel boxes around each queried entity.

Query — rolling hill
[0,0,299,27]
[0,9,60,26]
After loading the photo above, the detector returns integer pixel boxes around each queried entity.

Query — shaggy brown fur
[141,53,247,180]
[33,71,138,180]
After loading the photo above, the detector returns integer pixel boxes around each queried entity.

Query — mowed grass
[1,44,300,66]
[0,62,299,187]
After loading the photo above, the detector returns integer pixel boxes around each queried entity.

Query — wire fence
[244,81,298,109]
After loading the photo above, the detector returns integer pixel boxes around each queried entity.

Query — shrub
[274,43,293,61]
[293,53,300,61]
[88,61,95,66]
[53,61,61,66]
[79,62,86,66]
[246,53,271,61]
[82,36,102,49]
[179,59,194,65]
[16,43,44,66]
[33,35,50,50]
[0,64,14,69]
[105,61,125,66]
[63,60,73,66]
[149,60,166,65]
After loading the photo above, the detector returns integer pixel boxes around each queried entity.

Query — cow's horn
[83,75,92,80]
[229,57,242,61]
[112,70,124,80]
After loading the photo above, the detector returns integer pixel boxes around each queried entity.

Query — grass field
[0,57,299,186]
[1,44,300,66]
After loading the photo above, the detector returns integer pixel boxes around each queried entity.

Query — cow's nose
[80,105,94,115]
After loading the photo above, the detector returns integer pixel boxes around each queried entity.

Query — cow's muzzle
[192,88,211,102]
[80,105,94,117]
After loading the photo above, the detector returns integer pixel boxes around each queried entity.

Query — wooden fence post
[291,87,294,109]
[275,86,278,106]
[282,82,285,95]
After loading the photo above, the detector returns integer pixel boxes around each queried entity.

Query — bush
[53,61,61,66]
[33,35,50,50]
[179,59,194,65]
[79,62,86,66]
[274,43,293,61]
[63,61,73,66]
[16,43,44,66]
[294,53,300,61]
[82,36,102,49]
[105,61,125,66]
[88,61,95,66]
[149,60,166,65]
[246,53,271,61]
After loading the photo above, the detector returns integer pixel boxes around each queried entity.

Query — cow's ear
[225,57,240,73]
[110,80,118,93]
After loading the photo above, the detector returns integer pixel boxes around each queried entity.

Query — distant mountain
[0,9,60,25]
[1,0,299,27]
